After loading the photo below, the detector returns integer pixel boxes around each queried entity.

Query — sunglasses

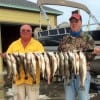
[21,29,32,33]
[70,20,79,23]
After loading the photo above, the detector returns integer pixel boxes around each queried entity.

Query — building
[0,0,62,74]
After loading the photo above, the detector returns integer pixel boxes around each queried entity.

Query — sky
[27,0,100,30]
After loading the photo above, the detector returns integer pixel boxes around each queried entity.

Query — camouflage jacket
[58,32,95,61]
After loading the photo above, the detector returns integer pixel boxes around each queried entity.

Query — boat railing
[38,27,70,38]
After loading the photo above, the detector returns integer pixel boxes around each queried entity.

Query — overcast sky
[27,0,100,30]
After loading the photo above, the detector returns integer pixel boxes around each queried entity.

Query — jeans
[64,72,91,100]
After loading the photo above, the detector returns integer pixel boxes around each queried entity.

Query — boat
[36,0,100,48]
[36,0,100,92]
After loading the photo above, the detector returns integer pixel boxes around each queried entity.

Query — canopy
[37,0,91,15]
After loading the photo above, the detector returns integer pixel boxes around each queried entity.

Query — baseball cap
[69,13,82,21]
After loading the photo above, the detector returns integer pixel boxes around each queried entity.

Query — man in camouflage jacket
[58,12,95,100]
[58,32,95,61]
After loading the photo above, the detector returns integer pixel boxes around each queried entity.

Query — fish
[43,52,51,84]
[47,52,58,78]
[67,51,76,78]
[10,54,17,83]
[79,51,87,90]
[19,53,28,80]
[31,53,37,82]
[12,52,21,80]
[58,51,65,77]
[34,52,43,82]
[4,53,13,79]
[74,51,80,75]
[63,52,70,85]
[25,52,32,78]
[25,52,36,82]
[34,52,42,69]
[39,53,46,78]
[55,52,60,75]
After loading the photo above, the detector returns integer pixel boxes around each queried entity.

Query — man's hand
[93,48,100,54]
[0,52,7,58]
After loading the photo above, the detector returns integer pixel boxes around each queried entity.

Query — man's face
[70,18,82,32]
[20,25,32,40]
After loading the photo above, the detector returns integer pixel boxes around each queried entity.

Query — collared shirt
[7,38,44,85]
